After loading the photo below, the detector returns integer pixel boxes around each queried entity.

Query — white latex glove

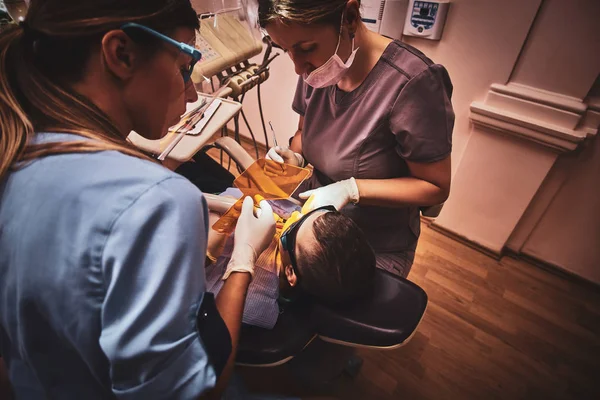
[265,146,305,167]
[299,178,360,212]
[223,196,276,280]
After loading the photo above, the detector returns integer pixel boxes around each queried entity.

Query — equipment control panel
[403,0,450,40]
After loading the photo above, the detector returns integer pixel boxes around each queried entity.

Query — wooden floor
[208,139,600,399]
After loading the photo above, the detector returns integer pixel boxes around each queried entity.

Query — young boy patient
[205,202,376,329]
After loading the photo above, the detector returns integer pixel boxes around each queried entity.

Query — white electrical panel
[361,0,409,41]
[403,0,450,40]
[362,0,386,33]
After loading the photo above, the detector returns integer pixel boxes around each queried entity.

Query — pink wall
[235,53,300,148]
[521,134,600,283]
[510,0,600,99]
[510,78,600,284]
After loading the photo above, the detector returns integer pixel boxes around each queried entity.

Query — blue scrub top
[0,133,220,399]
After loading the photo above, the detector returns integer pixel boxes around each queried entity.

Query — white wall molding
[582,96,600,138]
[437,84,598,258]
[469,83,594,153]
[469,103,586,153]
[491,83,586,115]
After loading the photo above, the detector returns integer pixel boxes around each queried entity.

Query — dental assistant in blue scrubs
[0,1,275,398]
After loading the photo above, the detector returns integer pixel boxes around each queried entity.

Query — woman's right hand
[236,196,276,256]
[223,197,276,280]
[266,146,304,167]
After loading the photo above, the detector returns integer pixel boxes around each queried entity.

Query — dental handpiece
[269,121,278,147]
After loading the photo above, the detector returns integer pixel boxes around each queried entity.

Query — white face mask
[303,14,359,89]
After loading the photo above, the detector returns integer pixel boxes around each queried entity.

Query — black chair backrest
[236,269,428,365]
[311,269,428,347]
[236,301,315,366]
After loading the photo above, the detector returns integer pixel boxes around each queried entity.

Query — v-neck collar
[330,40,398,107]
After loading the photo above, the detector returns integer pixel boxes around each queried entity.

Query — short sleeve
[390,64,455,163]
[99,176,224,399]
[292,76,311,116]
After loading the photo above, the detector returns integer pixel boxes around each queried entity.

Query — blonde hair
[258,0,361,27]
[0,0,199,179]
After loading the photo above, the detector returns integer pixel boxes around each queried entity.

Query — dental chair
[202,137,430,369]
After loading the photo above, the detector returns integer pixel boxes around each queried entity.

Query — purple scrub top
[293,40,454,276]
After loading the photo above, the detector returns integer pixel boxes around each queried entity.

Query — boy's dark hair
[296,211,376,304]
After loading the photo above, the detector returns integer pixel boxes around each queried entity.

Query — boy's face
[278,211,326,289]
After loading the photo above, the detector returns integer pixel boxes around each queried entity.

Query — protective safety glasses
[120,22,202,83]
[279,205,337,282]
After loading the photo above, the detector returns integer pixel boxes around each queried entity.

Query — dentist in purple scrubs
[262,0,455,277]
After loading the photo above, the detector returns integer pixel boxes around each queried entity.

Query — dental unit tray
[127,94,242,162]
[170,98,222,136]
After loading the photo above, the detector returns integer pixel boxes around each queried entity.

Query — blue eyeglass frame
[279,205,337,283]
[120,22,202,83]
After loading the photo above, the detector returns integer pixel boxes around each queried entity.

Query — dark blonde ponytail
[0,24,34,178]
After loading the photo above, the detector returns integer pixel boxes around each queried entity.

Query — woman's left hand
[299,178,360,212]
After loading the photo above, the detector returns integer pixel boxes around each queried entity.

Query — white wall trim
[582,96,600,138]
[491,83,587,114]
[470,102,586,152]
[469,83,596,153]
